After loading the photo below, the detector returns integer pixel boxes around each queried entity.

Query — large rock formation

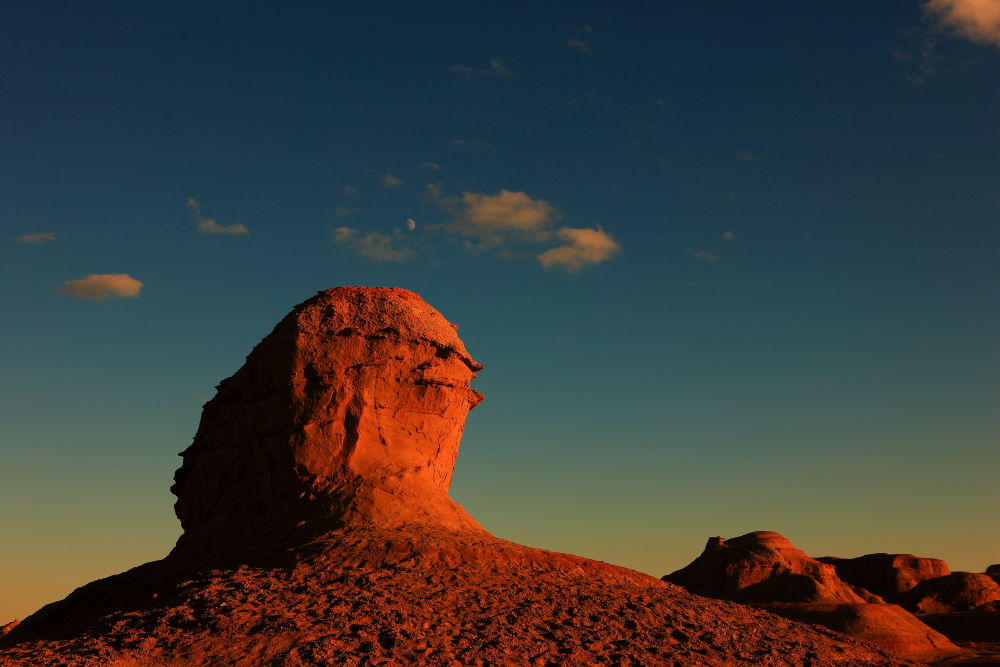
[0,289,921,665]
[663,531,959,662]
[171,287,487,554]
[817,553,951,599]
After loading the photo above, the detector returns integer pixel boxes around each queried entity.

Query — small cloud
[341,185,358,198]
[451,137,492,150]
[723,231,735,241]
[333,227,414,263]
[406,218,416,231]
[15,232,56,243]
[187,198,249,235]
[449,58,513,79]
[655,99,667,107]
[489,57,513,77]
[738,151,755,162]
[381,173,404,188]
[688,250,719,262]
[423,182,445,203]
[334,206,359,218]
[566,39,591,53]
[924,0,1000,49]
[537,227,620,272]
[572,23,594,34]
[446,189,556,242]
[421,161,442,171]
[57,273,143,301]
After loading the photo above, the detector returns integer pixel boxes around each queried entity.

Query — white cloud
[382,173,404,187]
[566,39,591,53]
[333,227,414,263]
[537,227,620,272]
[16,232,56,243]
[57,274,143,301]
[187,198,249,235]
[925,0,1000,48]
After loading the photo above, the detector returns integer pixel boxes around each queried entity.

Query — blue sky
[2,1,998,621]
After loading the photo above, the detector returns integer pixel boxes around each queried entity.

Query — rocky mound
[663,531,959,662]
[0,288,916,665]
[900,572,1000,615]
[818,554,951,599]
[987,564,1000,585]
[663,531,872,604]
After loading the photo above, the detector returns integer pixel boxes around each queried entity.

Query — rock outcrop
[900,572,1000,614]
[0,289,928,665]
[171,287,487,554]
[663,531,870,604]
[818,553,951,599]
[663,531,959,661]
[987,564,1000,584]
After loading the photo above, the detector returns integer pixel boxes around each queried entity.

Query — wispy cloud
[15,232,56,243]
[334,206,359,218]
[341,185,358,198]
[925,0,1000,49]
[537,227,620,272]
[449,57,513,79]
[451,137,492,150]
[723,231,735,241]
[421,161,442,171]
[333,227,414,262]
[688,250,719,262]
[381,173,404,188]
[57,274,144,301]
[738,151,755,162]
[187,198,249,235]
[566,38,591,53]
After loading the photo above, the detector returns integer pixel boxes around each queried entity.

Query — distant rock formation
[817,553,950,599]
[663,531,959,662]
[0,288,907,666]
[663,531,872,604]
[900,572,1000,614]
[988,564,1000,584]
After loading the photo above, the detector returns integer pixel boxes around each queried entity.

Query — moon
[406,218,416,231]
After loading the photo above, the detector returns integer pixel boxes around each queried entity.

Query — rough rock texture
[0,288,939,665]
[663,532,869,604]
[900,573,1000,615]
[818,554,952,599]
[765,603,958,664]
[171,287,487,554]
[663,531,959,662]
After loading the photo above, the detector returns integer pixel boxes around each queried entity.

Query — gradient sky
[2,1,998,623]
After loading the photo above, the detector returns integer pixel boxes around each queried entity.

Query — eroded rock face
[662,531,867,604]
[817,553,951,598]
[171,287,487,551]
